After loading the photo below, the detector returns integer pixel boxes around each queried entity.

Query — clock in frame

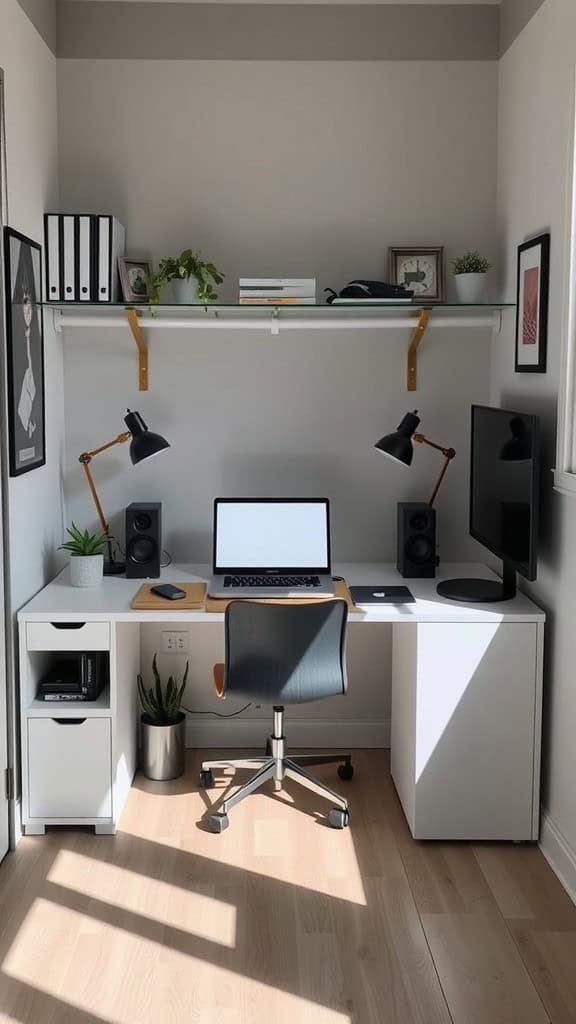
[389,247,445,302]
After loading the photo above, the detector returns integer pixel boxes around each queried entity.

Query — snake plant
[137,653,188,726]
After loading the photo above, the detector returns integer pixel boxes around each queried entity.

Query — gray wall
[493,0,576,894]
[58,59,498,564]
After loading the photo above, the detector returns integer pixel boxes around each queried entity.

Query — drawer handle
[50,622,86,630]
[52,718,87,725]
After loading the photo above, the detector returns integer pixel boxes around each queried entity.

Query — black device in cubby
[37,651,109,702]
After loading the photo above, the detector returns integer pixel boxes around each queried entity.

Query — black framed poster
[515,233,550,373]
[4,227,45,475]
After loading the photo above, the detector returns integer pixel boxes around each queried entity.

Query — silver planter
[140,713,186,780]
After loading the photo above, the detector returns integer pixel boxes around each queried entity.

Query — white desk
[18,562,545,841]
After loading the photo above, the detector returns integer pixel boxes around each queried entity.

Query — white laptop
[208,498,335,598]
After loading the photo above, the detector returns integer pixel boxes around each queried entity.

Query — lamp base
[104,560,126,576]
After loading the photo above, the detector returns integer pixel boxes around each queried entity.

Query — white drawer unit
[26,621,110,652]
[27,717,112,819]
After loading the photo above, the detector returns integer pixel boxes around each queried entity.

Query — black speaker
[125,502,162,579]
[397,502,437,579]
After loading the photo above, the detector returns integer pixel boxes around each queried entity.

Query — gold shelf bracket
[125,308,149,391]
[407,308,432,391]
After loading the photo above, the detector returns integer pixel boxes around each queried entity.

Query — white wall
[1,0,64,614]
[55,57,498,742]
[57,59,498,563]
[493,0,576,898]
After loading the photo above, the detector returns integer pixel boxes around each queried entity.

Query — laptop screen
[213,499,331,573]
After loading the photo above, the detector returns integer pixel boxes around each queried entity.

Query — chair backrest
[223,599,348,704]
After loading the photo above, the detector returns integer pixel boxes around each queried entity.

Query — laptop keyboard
[223,575,322,588]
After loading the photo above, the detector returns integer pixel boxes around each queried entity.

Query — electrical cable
[181,702,252,718]
[160,549,172,568]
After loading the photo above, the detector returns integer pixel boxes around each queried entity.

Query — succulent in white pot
[59,522,106,587]
[452,251,492,303]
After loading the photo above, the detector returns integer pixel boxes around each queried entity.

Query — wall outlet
[161,631,189,654]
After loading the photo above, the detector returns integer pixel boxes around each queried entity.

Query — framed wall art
[515,233,550,373]
[389,247,445,302]
[118,256,151,303]
[4,227,45,476]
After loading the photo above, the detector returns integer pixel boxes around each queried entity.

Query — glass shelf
[43,300,515,316]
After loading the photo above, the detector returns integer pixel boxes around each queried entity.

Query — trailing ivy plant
[137,653,188,726]
[451,251,492,275]
[148,249,225,304]
[59,522,107,556]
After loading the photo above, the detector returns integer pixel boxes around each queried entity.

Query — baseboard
[539,809,576,906]
[185,717,391,748]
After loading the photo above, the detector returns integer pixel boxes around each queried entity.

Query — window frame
[554,66,576,497]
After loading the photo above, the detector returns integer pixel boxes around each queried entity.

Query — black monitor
[437,405,540,602]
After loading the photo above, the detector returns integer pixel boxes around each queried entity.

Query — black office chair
[199,599,353,832]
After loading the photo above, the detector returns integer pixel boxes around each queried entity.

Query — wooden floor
[0,750,575,1023]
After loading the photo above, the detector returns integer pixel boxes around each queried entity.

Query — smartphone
[150,584,186,601]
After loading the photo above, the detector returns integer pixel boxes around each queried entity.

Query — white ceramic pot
[172,276,200,304]
[454,272,487,304]
[70,554,104,588]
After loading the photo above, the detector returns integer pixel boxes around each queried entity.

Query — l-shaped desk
[18,562,545,842]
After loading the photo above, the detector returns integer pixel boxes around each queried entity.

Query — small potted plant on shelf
[148,249,225,304]
[59,522,106,588]
[452,250,492,303]
[137,654,188,781]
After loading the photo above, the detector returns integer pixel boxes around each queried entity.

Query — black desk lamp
[375,411,456,507]
[78,410,170,575]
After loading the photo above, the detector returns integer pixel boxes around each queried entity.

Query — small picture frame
[3,227,46,477]
[118,257,151,303]
[515,233,550,373]
[389,247,445,302]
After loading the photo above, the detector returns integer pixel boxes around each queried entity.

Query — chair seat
[213,663,225,698]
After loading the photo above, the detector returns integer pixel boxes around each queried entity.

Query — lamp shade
[124,409,170,465]
[374,410,421,466]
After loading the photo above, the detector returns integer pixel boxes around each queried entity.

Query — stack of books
[239,278,316,304]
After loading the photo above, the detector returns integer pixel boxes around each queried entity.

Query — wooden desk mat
[205,579,356,613]
[131,582,207,610]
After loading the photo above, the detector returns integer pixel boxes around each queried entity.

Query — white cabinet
[391,621,542,840]
[28,717,112,819]
[20,618,140,835]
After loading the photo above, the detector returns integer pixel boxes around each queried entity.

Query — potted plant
[149,249,225,304]
[59,522,106,587]
[452,250,492,303]
[137,654,188,780]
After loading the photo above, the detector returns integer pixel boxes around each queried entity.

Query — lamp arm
[413,433,456,507]
[79,431,131,463]
[78,431,131,563]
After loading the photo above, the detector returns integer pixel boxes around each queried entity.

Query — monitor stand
[436,560,517,603]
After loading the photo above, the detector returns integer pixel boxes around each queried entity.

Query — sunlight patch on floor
[119,785,367,905]
[1,898,352,1024]
[47,849,237,948]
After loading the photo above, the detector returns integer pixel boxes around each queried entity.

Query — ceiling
[67,0,501,5]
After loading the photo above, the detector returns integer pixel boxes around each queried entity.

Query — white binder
[96,215,125,302]
[77,215,92,301]
[44,214,61,301]
[62,215,76,301]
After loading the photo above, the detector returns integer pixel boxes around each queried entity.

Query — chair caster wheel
[199,769,215,789]
[338,763,354,781]
[328,808,349,829]
[207,813,229,833]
